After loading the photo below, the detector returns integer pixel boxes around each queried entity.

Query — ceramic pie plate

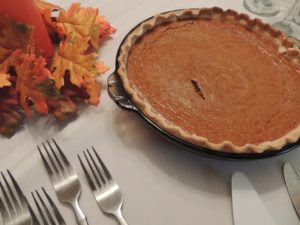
[108,7,300,160]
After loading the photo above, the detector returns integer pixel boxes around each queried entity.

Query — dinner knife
[283,161,300,219]
[231,172,278,225]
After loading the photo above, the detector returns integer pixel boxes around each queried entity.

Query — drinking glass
[273,0,300,35]
[244,0,279,16]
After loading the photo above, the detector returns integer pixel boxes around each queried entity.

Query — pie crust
[117,7,300,153]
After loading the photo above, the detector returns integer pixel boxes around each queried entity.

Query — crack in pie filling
[118,8,300,153]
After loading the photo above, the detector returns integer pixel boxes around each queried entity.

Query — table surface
[1,0,300,225]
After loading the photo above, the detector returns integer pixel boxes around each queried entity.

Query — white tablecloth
[1,0,300,224]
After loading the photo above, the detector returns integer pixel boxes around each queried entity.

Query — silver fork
[37,139,88,225]
[78,147,129,225]
[31,187,66,225]
[0,170,38,225]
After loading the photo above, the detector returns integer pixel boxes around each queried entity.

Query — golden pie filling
[124,12,300,151]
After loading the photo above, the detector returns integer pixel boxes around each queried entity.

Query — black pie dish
[107,10,300,160]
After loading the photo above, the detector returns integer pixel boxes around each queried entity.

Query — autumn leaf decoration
[0,73,11,87]
[0,2,115,137]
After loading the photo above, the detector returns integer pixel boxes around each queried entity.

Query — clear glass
[243,0,279,16]
[292,0,300,25]
[273,0,300,35]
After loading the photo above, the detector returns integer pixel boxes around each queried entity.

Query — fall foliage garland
[0,1,115,137]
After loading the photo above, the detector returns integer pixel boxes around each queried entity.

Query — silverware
[38,139,88,225]
[32,187,66,225]
[0,170,37,225]
[283,161,300,219]
[232,171,277,225]
[78,147,129,225]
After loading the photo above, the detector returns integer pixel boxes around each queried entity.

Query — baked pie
[117,7,300,153]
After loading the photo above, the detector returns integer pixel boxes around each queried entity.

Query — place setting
[0,139,129,225]
[1,0,300,224]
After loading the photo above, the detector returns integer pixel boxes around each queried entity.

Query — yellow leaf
[34,0,60,28]
[55,3,101,48]
[0,73,11,88]
[52,36,101,89]
[34,0,59,12]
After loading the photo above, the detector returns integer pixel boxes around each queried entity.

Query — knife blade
[283,161,300,219]
[232,172,277,225]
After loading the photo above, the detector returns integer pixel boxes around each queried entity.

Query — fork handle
[114,208,129,225]
[71,200,88,225]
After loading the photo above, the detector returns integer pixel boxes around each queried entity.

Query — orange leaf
[96,61,109,74]
[14,51,52,117]
[52,35,102,89]
[0,72,11,88]
[96,15,116,42]
[55,3,102,48]
[83,77,101,105]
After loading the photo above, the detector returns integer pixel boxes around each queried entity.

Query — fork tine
[42,187,66,225]
[52,139,71,167]
[0,180,15,217]
[0,192,9,223]
[78,154,97,191]
[7,170,27,208]
[1,172,22,213]
[92,147,112,181]
[6,171,37,222]
[36,190,56,225]
[84,150,102,186]
[43,142,60,174]
[47,140,64,171]
[7,171,39,222]
[38,145,55,177]
[32,191,49,225]
[26,197,40,225]
[86,149,106,184]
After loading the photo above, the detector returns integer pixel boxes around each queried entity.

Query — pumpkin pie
[117,7,300,153]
